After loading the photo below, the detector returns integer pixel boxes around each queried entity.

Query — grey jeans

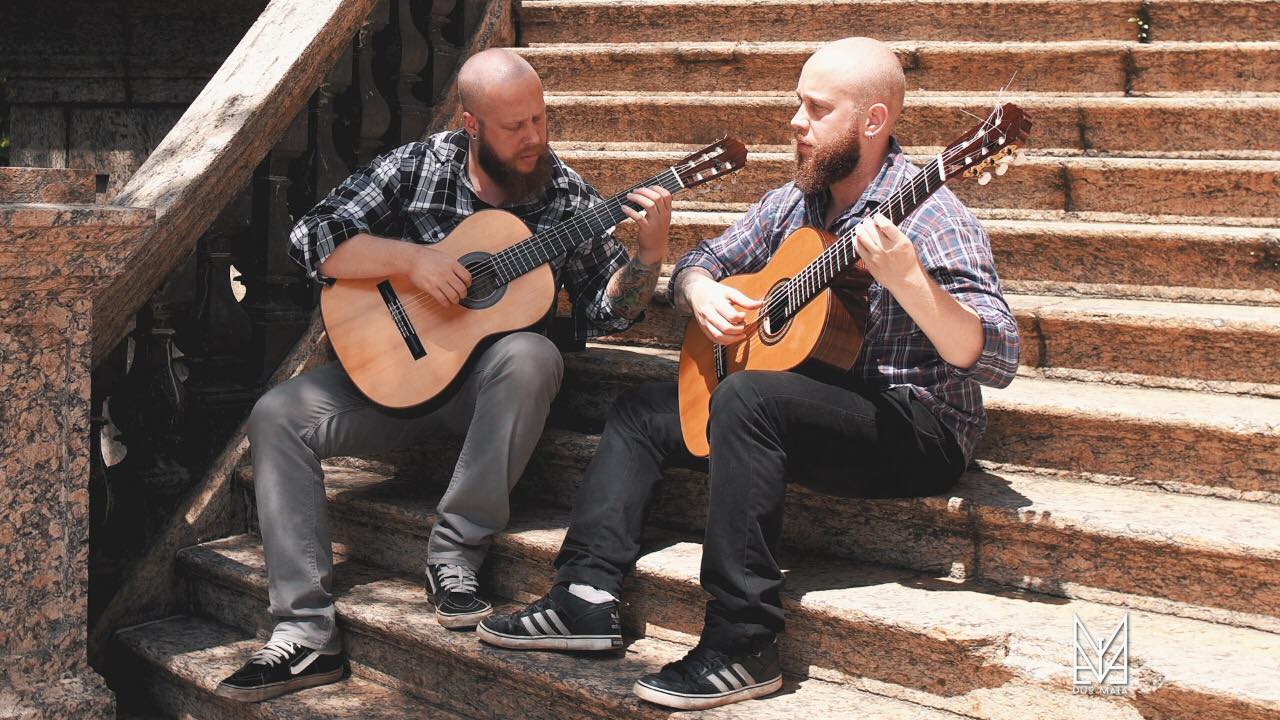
[248,331,564,652]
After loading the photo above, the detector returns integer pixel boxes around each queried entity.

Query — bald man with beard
[478,37,1019,710]
[214,49,672,702]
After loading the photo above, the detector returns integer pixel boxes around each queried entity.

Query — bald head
[802,37,905,130]
[457,48,543,118]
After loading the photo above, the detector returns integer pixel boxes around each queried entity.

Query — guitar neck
[787,155,948,306]
[490,167,685,283]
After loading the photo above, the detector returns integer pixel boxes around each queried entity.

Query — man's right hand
[684,273,764,344]
[408,246,472,306]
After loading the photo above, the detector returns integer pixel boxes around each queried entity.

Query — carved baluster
[384,0,439,146]
[236,110,316,385]
[314,46,357,202]
[355,0,393,163]
[427,0,462,108]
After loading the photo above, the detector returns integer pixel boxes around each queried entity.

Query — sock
[567,583,617,604]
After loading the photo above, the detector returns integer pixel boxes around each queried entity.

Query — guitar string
[387,166,691,317]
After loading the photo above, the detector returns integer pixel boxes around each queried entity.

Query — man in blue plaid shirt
[217,49,673,702]
[480,37,1020,711]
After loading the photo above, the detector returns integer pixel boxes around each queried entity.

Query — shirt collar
[803,137,909,230]
[442,128,574,208]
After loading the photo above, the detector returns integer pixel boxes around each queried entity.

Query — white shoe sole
[633,675,783,710]
[436,605,493,629]
[214,666,347,703]
[475,622,622,651]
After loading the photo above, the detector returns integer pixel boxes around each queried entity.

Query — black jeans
[553,369,967,653]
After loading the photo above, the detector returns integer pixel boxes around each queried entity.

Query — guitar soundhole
[759,280,793,344]
[458,251,507,310]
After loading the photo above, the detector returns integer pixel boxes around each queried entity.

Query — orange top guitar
[677,104,1032,457]
[322,138,747,409]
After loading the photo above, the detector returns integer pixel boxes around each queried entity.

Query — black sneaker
[426,563,492,629]
[214,638,348,702]
[633,641,783,710]
[476,583,622,651]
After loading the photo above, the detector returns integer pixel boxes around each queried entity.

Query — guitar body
[677,226,868,457]
[321,209,555,408]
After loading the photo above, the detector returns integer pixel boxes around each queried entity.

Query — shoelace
[248,638,302,667]
[434,563,479,594]
[669,644,728,681]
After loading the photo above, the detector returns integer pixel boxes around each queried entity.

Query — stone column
[0,201,155,718]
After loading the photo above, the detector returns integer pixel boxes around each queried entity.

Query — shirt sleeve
[667,191,780,304]
[558,185,634,340]
[288,147,409,285]
[917,220,1021,388]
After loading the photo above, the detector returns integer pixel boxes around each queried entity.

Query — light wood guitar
[678,104,1032,457]
[322,138,747,408]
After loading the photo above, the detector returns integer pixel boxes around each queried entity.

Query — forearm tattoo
[605,257,662,319]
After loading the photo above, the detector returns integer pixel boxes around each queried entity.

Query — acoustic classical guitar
[677,104,1032,457]
[322,138,748,408]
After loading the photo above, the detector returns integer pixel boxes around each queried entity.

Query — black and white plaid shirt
[289,129,633,339]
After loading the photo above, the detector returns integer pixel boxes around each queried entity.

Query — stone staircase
[109,1,1279,718]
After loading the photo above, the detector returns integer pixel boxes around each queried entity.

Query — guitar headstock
[941,103,1033,186]
[673,137,748,189]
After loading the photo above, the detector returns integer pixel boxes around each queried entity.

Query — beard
[793,127,862,195]
[475,131,555,204]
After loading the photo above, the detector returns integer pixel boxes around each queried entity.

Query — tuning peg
[978,171,993,186]
[995,160,1009,176]
[1013,150,1025,165]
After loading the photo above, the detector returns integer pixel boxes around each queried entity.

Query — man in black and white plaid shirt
[216,48,672,703]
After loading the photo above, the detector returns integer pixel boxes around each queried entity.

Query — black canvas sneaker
[426,563,492,629]
[633,641,783,710]
[214,638,348,702]
[476,583,623,651]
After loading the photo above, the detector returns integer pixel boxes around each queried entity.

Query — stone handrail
[98,0,382,368]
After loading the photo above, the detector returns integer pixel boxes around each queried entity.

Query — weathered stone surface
[181,537,950,719]
[607,212,1280,302]
[197,508,1280,720]
[0,291,113,716]
[556,144,1280,219]
[567,286,1280,387]
[0,204,156,292]
[112,615,456,719]
[546,93,1280,158]
[520,41,1280,95]
[551,345,1280,496]
[0,168,97,205]
[1147,1,1280,41]
[522,0,1141,44]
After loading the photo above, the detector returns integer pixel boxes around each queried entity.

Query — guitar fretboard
[489,168,685,284]
[776,155,948,319]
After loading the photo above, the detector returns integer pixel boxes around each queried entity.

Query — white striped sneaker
[633,641,783,710]
[476,584,623,651]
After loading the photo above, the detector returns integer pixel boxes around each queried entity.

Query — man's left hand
[854,212,923,290]
[622,186,673,265]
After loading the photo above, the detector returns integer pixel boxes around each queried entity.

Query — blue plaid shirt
[670,139,1019,462]
[289,129,633,339]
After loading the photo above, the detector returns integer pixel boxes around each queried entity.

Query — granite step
[607,211,1280,304]
[237,453,1280,629]
[0,167,97,204]
[112,615,460,720]
[231,469,1280,719]
[178,536,964,720]
[544,93,1280,158]
[522,0,1280,44]
[515,41,1280,95]
[562,289,1280,392]
[555,143,1280,220]
[551,344,1280,499]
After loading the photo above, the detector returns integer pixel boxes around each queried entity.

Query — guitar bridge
[378,280,427,360]
[713,343,726,381]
